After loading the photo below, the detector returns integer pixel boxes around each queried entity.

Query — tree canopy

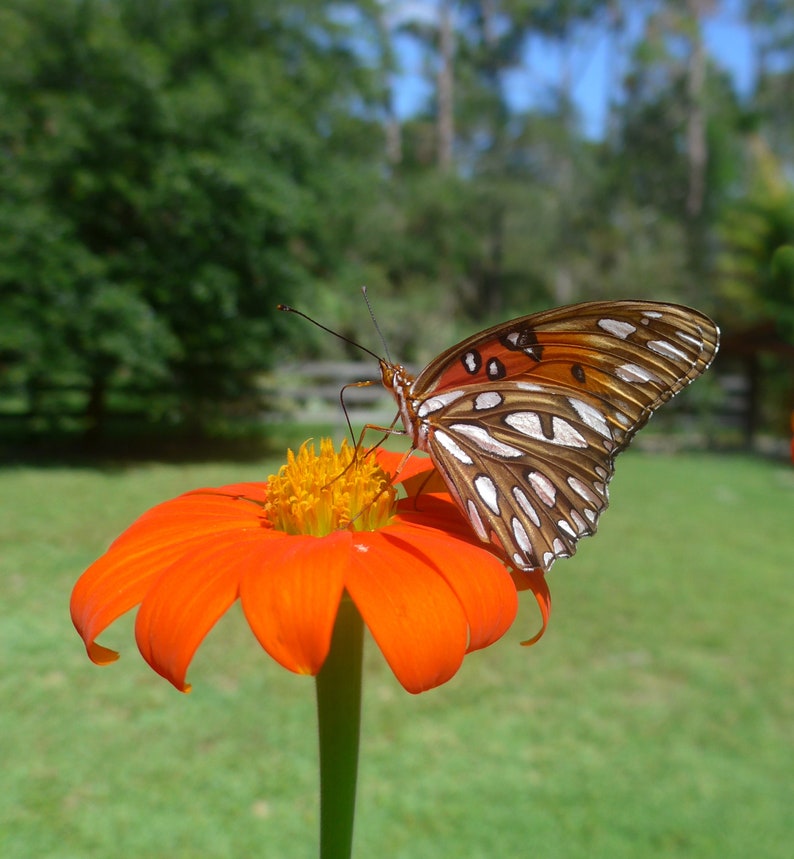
[1,0,792,439]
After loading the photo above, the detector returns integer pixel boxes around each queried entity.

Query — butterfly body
[379,300,719,573]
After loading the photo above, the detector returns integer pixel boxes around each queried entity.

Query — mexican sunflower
[70,440,550,694]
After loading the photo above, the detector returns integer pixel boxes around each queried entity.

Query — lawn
[1,450,791,858]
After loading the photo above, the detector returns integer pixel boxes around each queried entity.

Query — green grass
[1,451,792,858]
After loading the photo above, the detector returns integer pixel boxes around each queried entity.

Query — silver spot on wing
[473,390,503,410]
[598,318,636,339]
[616,363,658,384]
[528,471,557,507]
[474,474,500,514]
[558,519,577,539]
[449,423,524,458]
[434,430,474,465]
[648,340,688,361]
[567,476,599,506]
[511,517,533,554]
[567,397,612,440]
[675,330,703,348]
[512,486,541,527]
[505,412,587,448]
[417,389,466,418]
[466,499,489,541]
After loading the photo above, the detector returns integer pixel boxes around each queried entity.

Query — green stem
[315,597,364,859]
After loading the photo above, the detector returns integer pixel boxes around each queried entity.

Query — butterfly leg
[353,415,416,470]
[319,398,403,489]
[339,380,379,447]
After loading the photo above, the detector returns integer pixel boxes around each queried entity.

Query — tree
[718,136,794,335]
[0,0,385,434]
[744,0,794,169]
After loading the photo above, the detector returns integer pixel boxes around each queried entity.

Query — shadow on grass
[0,422,343,469]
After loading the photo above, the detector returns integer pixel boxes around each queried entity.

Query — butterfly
[375,300,719,573]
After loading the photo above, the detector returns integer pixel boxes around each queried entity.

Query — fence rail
[258,360,408,427]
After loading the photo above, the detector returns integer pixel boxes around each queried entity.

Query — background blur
[1,4,792,858]
[1,0,792,454]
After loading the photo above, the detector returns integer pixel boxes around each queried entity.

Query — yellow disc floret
[265,439,397,537]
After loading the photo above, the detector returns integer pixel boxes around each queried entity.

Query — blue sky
[391,1,756,139]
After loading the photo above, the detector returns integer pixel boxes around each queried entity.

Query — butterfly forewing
[388,300,719,573]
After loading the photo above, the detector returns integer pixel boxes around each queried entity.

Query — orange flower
[71,440,550,694]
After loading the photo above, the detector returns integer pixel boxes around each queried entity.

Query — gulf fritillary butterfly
[281,299,719,573]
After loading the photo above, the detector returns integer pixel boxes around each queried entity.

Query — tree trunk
[84,374,108,441]
[379,8,402,166]
[437,0,455,171]
[604,0,627,146]
[685,0,708,219]
[478,201,505,319]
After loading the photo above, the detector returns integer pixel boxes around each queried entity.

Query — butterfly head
[379,359,423,441]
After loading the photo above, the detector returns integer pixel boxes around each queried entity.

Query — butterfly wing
[410,301,719,572]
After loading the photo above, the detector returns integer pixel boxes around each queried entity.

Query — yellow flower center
[265,439,397,537]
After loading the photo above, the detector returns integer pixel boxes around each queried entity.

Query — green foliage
[0,0,384,432]
[717,139,794,336]
[1,1,793,439]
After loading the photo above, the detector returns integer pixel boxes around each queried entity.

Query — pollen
[265,439,397,537]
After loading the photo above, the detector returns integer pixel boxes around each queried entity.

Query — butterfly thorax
[379,360,430,451]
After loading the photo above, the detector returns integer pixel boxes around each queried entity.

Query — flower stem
[315,597,364,859]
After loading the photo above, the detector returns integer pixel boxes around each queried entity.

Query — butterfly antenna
[361,286,393,363]
[277,303,383,362]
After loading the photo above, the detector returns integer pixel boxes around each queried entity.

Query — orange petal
[375,449,436,486]
[383,526,518,652]
[398,468,450,498]
[344,531,468,693]
[395,493,487,542]
[134,530,278,691]
[512,568,552,645]
[112,490,269,549]
[240,531,349,677]
[71,538,197,664]
[71,491,272,661]
[183,483,269,501]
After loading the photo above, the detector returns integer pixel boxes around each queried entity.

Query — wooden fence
[258,360,735,446]
[0,360,775,453]
[258,360,405,428]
